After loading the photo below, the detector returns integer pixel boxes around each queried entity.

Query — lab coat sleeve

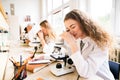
[43,42,55,59]
[70,47,108,78]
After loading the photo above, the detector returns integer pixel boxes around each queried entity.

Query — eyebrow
[66,24,75,28]
[66,24,75,30]
[69,24,75,28]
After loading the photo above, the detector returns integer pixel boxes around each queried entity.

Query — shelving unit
[0,2,9,31]
[0,2,9,52]
[0,11,9,31]
[0,2,9,79]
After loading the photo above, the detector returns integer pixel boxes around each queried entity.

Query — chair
[109,61,120,80]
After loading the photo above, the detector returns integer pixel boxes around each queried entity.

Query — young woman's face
[64,19,85,39]
[41,27,48,36]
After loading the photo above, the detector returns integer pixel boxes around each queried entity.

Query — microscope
[28,35,43,53]
[50,44,75,76]
[20,31,29,45]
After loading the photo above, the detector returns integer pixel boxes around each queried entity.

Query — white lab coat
[41,36,55,59]
[27,24,41,42]
[70,37,115,80]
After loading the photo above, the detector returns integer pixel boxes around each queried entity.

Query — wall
[2,0,41,25]
[1,0,41,40]
[0,11,9,30]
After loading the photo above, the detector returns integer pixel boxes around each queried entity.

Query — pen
[9,58,16,66]
[31,46,37,58]
[20,55,22,67]
[11,57,17,63]
[9,57,18,66]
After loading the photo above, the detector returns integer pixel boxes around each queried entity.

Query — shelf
[0,11,9,31]
[0,2,9,31]
[0,2,7,19]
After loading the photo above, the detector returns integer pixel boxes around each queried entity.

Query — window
[44,0,120,37]
[63,0,69,3]
[114,0,120,36]
[90,0,113,34]
[53,0,62,9]
[47,0,52,13]
[52,10,63,35]
[63,6,70,17]
[46,0,70,35]
[78,0,120,36]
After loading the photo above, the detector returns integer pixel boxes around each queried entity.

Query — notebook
[28,59,51,64]
[26,63,49,73]
[26,59,50,73]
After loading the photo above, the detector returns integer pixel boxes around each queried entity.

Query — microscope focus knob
[56,63,62,69]
[67,58,73,65]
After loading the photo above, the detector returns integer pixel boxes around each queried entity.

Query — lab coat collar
[77,37,90,51]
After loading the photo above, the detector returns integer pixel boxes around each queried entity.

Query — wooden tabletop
[25,63,80,80]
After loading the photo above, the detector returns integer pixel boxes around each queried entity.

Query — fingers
[60,31,68,37]
[37,30,44,39]
[60,31,72,40]
[38,30,43,34]
[37,30,42,36]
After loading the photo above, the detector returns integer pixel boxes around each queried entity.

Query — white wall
[1,0,42,40]
[2,0,41,25]
[8,15,19,41]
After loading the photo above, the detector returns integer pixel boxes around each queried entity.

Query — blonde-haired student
[33,20,57,60]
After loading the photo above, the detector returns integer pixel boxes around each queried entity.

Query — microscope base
[50,64,75,76]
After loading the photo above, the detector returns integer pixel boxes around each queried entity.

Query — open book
[28,59,51,64]
[26,59,51,73]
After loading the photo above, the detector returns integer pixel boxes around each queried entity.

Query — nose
[69,29,74,35]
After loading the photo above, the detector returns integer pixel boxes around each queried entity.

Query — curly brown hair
[64,9,113,49]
